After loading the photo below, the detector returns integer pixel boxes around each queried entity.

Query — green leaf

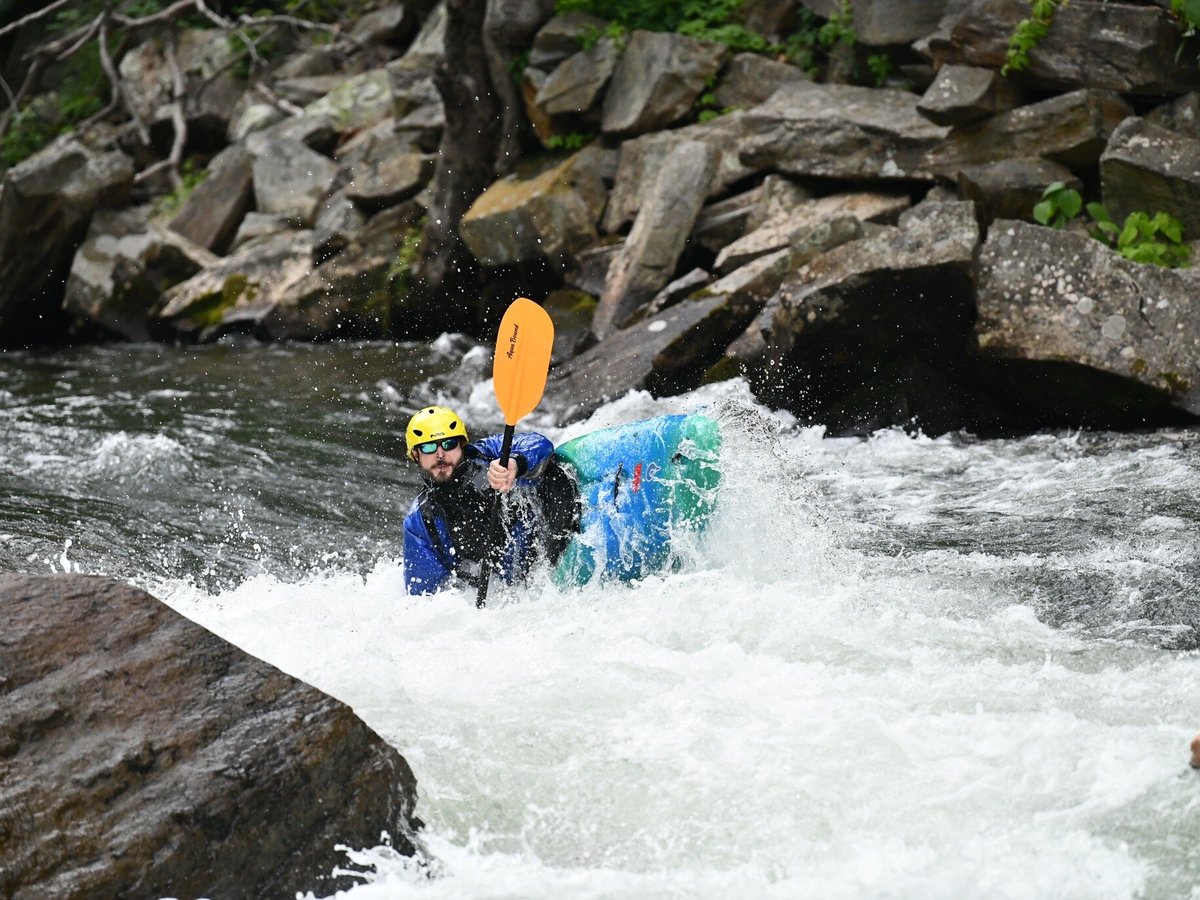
[1086,202,1112,224]
[1042,181,1065,196]
[1033,200,1055,225]
[1183,0,1200,27]
[1057,189,1082,219]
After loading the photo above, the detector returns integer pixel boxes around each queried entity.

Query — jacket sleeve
[403,505,451,595]
[473,432,555,482]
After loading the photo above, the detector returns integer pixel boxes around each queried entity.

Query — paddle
[476,297,555,607]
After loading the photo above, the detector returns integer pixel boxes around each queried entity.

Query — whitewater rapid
[4,341,1198,898]
[157,384,1200,900]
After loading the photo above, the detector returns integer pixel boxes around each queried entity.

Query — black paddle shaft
[476,424,515,608]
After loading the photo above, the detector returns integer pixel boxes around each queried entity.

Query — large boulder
[64,207,218,341]
[799,0,952,45]
[738,82,951,181]
[248,136,338,227]
[302,68,397,133]
[459,148,609,269]
[956,157,1081,227]
[168,143,254,255]
[713,191,908,274]
[916,64,1024,126]
[710,53,811,111]
[154,230,317,340]
[0,138,134,346]
[750,200,982,435]
[925,88,1134,175]
[976,220,1200,418]
[1099,117,1200,240]
[602,111,766,233]
[0,574,422,900]
[117,29,244,143]
[593,140,720,337]
[600,30,727,137]
[551,291,764,422]
[529,36,619,125]
[922,0,1200,96]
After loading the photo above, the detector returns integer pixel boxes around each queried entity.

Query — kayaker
[402,404,579,595]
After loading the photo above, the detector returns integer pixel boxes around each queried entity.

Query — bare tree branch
[137,31,187,190]
[97,15,150,146]
[0,0,74,41]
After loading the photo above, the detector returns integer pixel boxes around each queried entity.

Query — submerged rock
[0,574,423,900]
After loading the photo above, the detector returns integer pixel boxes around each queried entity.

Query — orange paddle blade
[493,297,554,426]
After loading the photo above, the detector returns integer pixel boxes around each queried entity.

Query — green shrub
[1032,181,1082,228]
[1002,0,1064,76]
[1087,204,1191,268]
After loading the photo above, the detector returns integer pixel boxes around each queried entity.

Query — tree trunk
[412,0,503,335]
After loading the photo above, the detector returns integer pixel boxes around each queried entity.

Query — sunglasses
[415,436,464,455]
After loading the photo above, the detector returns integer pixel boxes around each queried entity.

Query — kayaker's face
[414,438,464,483]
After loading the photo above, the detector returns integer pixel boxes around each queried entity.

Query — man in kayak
[402,404,579,595]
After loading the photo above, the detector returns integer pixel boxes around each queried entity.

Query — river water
[3,340,1199,898]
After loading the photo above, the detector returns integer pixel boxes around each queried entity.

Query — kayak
[552,412,721,585]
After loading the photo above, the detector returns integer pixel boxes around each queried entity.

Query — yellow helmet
[406,405,468,452]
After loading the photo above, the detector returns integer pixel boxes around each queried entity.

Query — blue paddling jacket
[403,432,556,595]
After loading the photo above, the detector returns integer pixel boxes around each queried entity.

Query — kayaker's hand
[488,459,518,493]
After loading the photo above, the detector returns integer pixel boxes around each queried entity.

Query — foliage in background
[544,131,591,151]
[1087,204,1191,268]
[152,158,209,219]
[1032,181,1082,228]
[1030,185,1191,268]
[0,43,105,168]
[1002,0,1065,76]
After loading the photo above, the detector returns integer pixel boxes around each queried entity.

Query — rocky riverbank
[0,574,424,898]
[2,0,1200,435]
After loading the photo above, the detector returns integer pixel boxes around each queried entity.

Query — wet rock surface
[0,574,423,900]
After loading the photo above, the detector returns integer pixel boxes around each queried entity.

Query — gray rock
[228,102,287,142]
[747,175,815,231]
[303,69,396,133]
[1146,92,1200,141]
[634,267,712,323]
[0,138,134,345]
[957,157,1081,227]
[262,203,423,340]
[601,31,727,137]
[458,148,608,268]
[602,111,764,233]
[351,4,419,46]
[230,212,295,251]
[169,143,254,255]
[692,183,765,254]
[923,0,1200,96]
[916,64,1024,126]
[711,53,811,111]
[530,11,609,70]
[550,292,763,422]
[594,141,720,337]
[1100,117,1200,240]
[925,88,1134,175]
[565,240,623,297]
[977,220,1200,415]
[0,574,422,900]
[156,230,318,339]
[249,136,338,226]
[715,192,908,273]
[799,0,952,45]
[314,190,368,260]
[750,200,982,435]
[388,54,445,120]
[739,82,950,181]
[275,75,347,107]
[534,37,619,117]
[343,150,435,213]
[405,1,448,59]
[64,207,218,341]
